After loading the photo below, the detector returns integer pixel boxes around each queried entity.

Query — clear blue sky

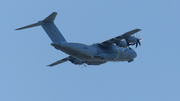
[1,0,180,101]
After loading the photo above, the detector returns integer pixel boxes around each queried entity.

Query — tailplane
[43,12,57,22]
[15,12,67,43]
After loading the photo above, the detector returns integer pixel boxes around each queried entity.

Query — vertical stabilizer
[15,12,67,43]
[39,12,67,43]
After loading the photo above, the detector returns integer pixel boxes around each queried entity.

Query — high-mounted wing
[98,29,141,45]
[47,56,70,67]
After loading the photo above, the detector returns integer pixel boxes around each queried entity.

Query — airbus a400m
[16,12,142,66]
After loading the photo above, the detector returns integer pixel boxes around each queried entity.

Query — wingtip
[53,12,57,14]
[15,28,21,30]
[137,28,142,31]
[47,65,53,67]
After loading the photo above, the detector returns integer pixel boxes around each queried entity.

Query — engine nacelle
[125,36,142,48]
[126,36,137,43]
[116,40,127,47]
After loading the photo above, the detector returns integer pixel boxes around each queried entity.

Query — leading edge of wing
[98,29,141,45]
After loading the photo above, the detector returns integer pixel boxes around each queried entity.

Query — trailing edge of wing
[99,29,141,45]
[47,56,69,67]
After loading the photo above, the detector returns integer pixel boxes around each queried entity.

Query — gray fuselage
[51,42,137,62]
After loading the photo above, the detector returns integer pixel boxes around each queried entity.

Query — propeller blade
[138,34,142,38]
[137,39,141,46]
[127,42,129,46]
[135,42,138,48]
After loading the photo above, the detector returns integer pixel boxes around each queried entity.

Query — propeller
[124,33,143,48]
[135,39,140,48]
[126,34,143,48]
[135,37,143,48]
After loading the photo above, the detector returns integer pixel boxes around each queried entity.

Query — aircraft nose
[132,50,137,59]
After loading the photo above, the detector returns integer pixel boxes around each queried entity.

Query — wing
[98,29,141,45]
[47,56,70,67]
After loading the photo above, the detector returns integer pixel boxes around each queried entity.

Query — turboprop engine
[115,40,127,47]
[126,36,142,48]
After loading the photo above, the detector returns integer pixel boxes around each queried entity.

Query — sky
[1,0,180,101]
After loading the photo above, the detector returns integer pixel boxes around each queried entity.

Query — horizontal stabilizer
[15,12,67,43]
[15,22,40,30]
[15,12,57,30]
[43,12,57,22]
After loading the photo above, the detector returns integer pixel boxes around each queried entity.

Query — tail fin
[15,12,67,43]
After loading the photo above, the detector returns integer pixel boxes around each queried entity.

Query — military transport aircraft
[16,12,142,66]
